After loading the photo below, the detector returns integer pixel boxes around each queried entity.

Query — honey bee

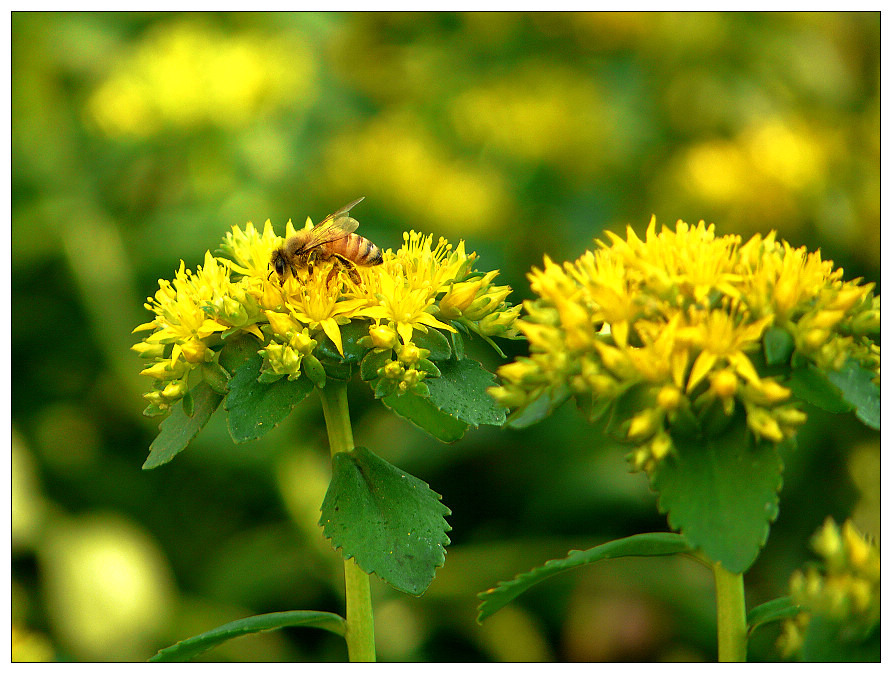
[270,197,383,286]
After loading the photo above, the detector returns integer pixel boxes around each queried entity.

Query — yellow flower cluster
[132,252,265,413]
[778,518,880,659]
[490,217,879,472]
[134,209,519,414]
[88,20,314,138]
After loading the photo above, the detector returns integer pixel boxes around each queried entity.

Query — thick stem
[713,561,747,662]
[318,381,376,662]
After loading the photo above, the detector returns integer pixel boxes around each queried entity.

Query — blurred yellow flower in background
[87,19,315,137]
[777,518,879,659]
[319,113,513,236]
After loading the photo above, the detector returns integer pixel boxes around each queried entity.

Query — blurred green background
[12,12,880,662]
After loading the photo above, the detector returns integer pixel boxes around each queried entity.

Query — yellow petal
[132,321,157,334]
[728,351,761,385]
[243,324,265,341]
[413,311,457,333]
[320,318,344,356]
[687,351,717,392]
[396,321,415,346]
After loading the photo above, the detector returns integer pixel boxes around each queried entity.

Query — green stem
[318,381,376,663]
[713,560,747,662]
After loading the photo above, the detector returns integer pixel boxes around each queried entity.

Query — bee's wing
[333,196,365,217]
[298,198,364,251]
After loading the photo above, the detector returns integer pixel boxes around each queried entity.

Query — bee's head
[269,248,287,281]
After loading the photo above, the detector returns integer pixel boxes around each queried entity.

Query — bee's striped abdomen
[330,233,383,266]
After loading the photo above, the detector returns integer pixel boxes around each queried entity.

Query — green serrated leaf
[256,370,285,384]
[506,384,571,429]
[789,365,852,414]
[320,446,452,596]
[149,610,346,662]
[425,357,506,427]
[218,333,263,374]
[415,358,441,378]
[380,357,503,442]
[651,413,783,573]
[382,392,469,442]
[360,349,392,381]
[201,361,231,395]
[747,596,802,637]
[181,389,194,417]
[375,377,400,400]
[321,360,353,381]
[143,382,223,470]
[826,359,880,430]
[224,354,314,443]
[477,533,692,623]
[414,328,452,361]
[763,326,795,365]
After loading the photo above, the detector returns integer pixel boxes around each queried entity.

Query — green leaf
[789,365,852,414]
[763,326,795,365]
[450,330,465,360]
[149,610,346,662]
[381,357,504,442]
[301,354,327,388]
[747,596,802,637]
[201,361,231,395]
[320,446,451,596]
[143,382,223,470]
[425,357,506,427]
[477,532,692,623]
[224,354,314,443]
[218,333,263,375]
[360,348,392,381]
[414,328,452,361]
[382,392,470,442]
[651,413,783,573]
[826,359,880,430]
[181,388,194,417]
[506,384,571,429]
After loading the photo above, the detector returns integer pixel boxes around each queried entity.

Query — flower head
[491,216,879,473]
[134,202,520,414]
[777,518,879,660]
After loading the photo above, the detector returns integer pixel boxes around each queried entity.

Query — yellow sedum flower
[492,216,879,472]
[134,202,519,413]
[778,518,880,660]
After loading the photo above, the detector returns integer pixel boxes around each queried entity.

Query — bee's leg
[325,256,344,286]
[336,255,362,285]
[325,264,339,287]
[345,263,362,285]
[326,256,361,286]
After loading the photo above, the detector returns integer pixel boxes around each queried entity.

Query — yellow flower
[681,304,772,394]
[363,272,455,346]
[492,216,879,472]
[135,201,519,413]
[278,272,372,357]
[778,519,879,659]
[220,220,286,282]
[359,231,472,346]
